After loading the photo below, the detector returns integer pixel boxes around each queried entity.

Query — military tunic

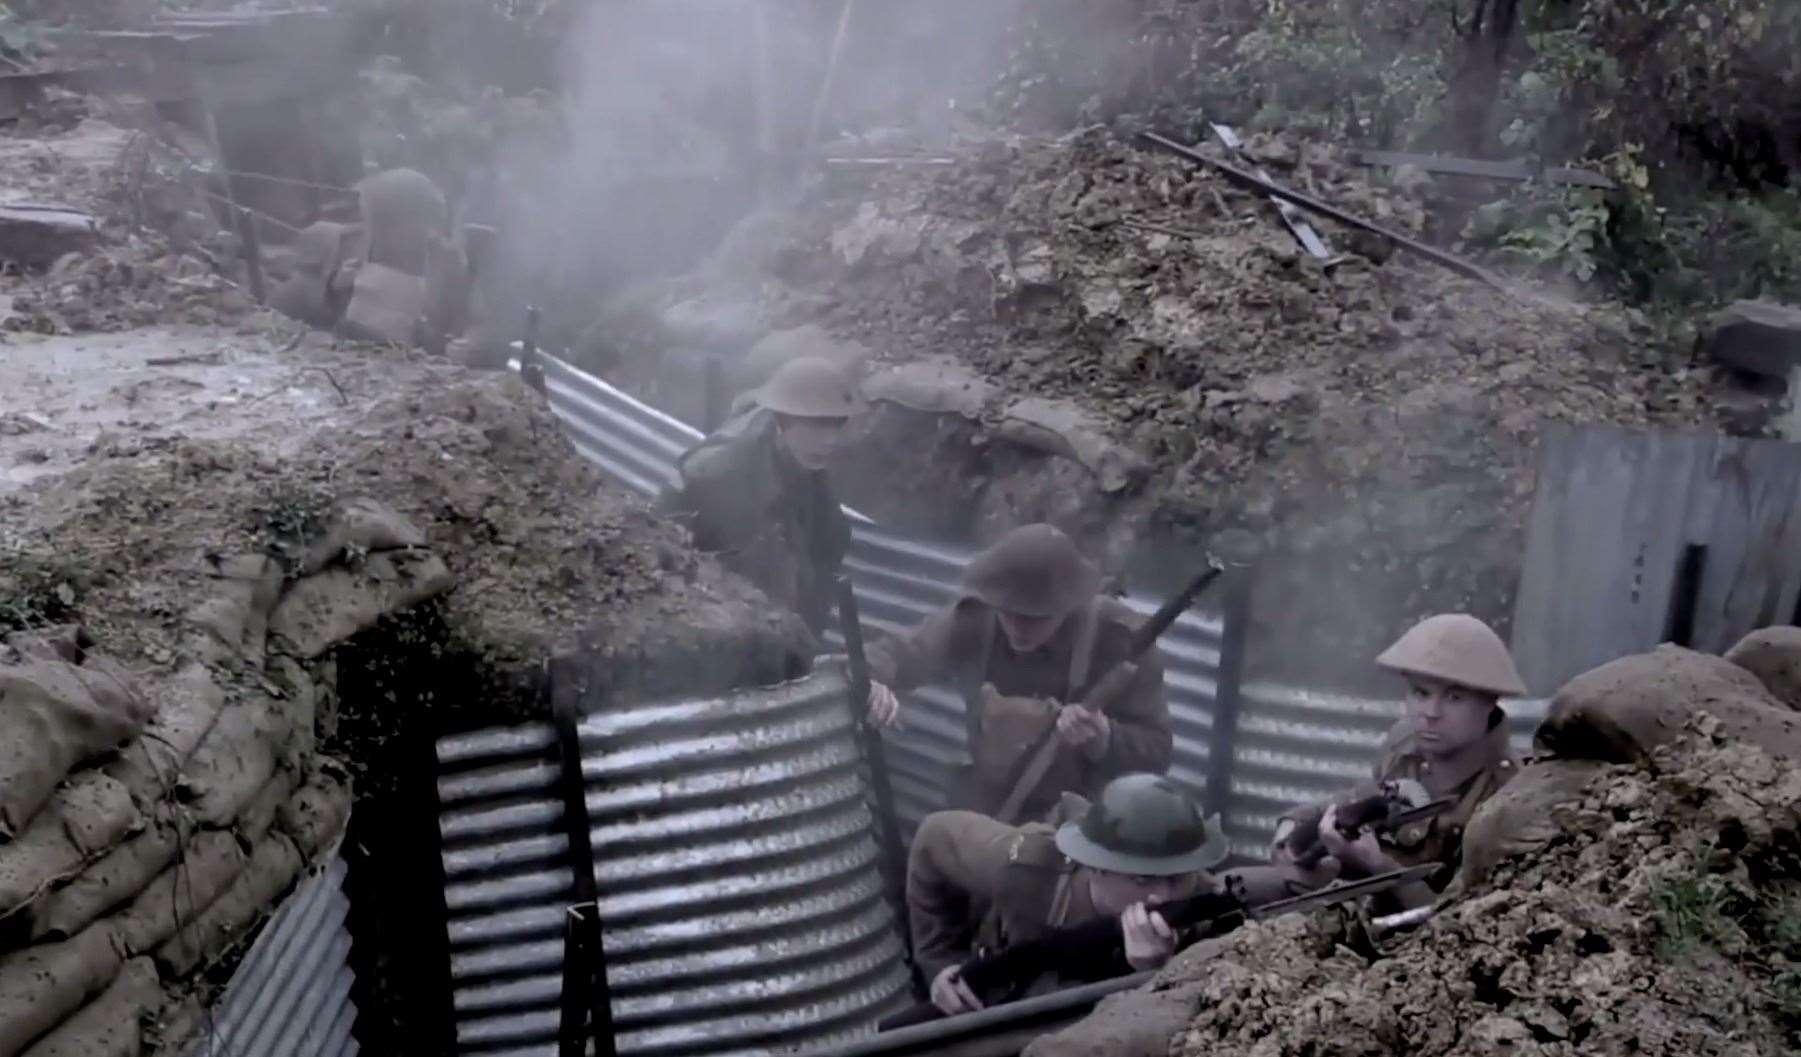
[866,596,1172,821]
[657,407,850,638]
[1275,713,1519,903]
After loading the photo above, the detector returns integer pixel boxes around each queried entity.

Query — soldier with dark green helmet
[908,773,1235,1016]
[656,355,865,638]
[865,523,1174,821]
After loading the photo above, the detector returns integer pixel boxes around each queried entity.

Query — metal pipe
[817,972,1152,1057]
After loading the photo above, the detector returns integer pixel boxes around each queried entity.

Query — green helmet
[961,523,1100,618]
[1054,774,1230,876]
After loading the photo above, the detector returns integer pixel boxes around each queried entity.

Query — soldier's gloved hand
[866,680,902,729]
[1121,900,1176,971]
[929,964,983,1016]
[1319,804,1398,876]
[1055,704,1111,762]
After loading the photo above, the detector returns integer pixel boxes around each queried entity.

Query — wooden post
[1202,566,1254,821]
[549,658,617,1057]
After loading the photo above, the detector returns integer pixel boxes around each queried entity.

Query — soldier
[863,523,1173,822]
[907,774,1231,1016]
[1266,613,1525,911]
[656,356,862,638]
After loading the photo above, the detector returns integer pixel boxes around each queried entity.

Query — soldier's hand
[1121,901,1177,971]
[929,964,983,1016]
[867,680,902,729]
[1270,835,1343,889]
[1055,704,1111,761]
[1318,805,1395,876]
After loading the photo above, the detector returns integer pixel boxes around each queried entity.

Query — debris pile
[0,115,254,335]
[0,361,812,1052]
[593,127,1729,678]
[1027,633,1801,1057]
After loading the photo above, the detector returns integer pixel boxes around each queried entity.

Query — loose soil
[1161,720,1801,1056]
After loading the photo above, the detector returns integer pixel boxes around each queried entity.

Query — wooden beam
[1351,148,1616,190]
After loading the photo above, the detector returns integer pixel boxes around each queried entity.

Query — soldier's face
[1404,675,1497,755]
[775,414,848,470]
[1087,869,1196,917]
[996,610,1065,653]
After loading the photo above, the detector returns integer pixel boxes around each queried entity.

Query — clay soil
[1160,722,1801,1057]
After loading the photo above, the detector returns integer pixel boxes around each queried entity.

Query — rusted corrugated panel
[436,663,910,1057]
[183,853,358,1057]
[517,351,1545,858]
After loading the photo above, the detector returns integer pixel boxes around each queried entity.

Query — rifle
[880,863,1438,1029]
[992,528,1260,824]
[1282,783,1458,869]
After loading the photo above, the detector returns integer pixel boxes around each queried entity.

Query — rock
[0,206,98,270]
[1700,300,1801,379]
[1724,625,1801,711]
[1535,644,1801,764]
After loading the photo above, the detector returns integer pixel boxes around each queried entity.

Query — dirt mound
[588,127,1727,683]
[1152,719,1801,1057]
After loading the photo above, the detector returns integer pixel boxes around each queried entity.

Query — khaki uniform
[866,597,1171,821]
[1277,714,1519,901]
[657,408,849,638]
[906,809,1115,986]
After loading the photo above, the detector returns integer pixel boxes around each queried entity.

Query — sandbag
[0,656,153,840]
[102,665,226,801]
[277,766,352,858]
[1449,758,1609,892]
[266,549,453,659]
[183,554,284,668]
[111,832,247,957]
[265,657,318,763]
[0,772,139,917]
[1534,645,1801,764]
[143,995,203,1056]
[30,815,180,942]
[155,833,302,978]
[1725,625,1801,712]
[176,696,293,828]
[232,768,299,846]
[17,956,159,1057]
[0,924,124,1057]
[357,168,446,274]
[298,498,427,577]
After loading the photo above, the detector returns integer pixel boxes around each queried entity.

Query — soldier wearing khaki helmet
[865,523,1174,823]
[657,356,864,638]
[1263,613,1526,911]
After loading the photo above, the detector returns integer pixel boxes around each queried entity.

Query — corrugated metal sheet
[435,661,910,1057]
[513,350,1549,855]
[184,853,358,1057]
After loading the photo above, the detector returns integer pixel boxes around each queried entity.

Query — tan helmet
[961,523,1100,618]
[751,356,866,419]
[1375,613,1527,698]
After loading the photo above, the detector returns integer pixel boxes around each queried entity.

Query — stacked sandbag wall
[0,498,451,1056]
[1456,625,1801,890]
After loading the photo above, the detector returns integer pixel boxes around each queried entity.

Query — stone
[1700,300,1801,379]
[0,206,98,270]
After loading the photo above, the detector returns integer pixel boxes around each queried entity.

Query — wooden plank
[1510,425,1704,695]
[1351,149,1616,190]
[1684,435,1801,653]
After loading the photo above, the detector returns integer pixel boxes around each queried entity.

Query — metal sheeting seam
[437,662,909,1056]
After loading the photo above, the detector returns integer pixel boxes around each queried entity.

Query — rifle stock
[879,864,1437,1031]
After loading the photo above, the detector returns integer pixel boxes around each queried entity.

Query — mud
[1146,720,1801,1057]
[587,128,1731,684]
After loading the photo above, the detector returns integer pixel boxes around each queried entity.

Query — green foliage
[0,550,79,633]
[1652,872,1736,961]
[256,489,333,578]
